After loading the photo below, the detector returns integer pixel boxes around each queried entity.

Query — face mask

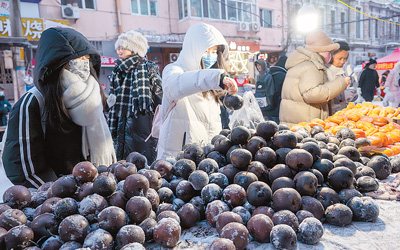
[202,53,218,69]
[0,91,3,96]
[69,59,91,82]
[324,52,332,65]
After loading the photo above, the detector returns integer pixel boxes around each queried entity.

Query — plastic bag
[354,87,365,103]
[229,91,265,129]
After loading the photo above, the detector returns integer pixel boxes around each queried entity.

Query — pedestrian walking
[157,23,237,159]
[358,59,380,102]
[2,27,116,188]
[279,30,350,126]
[108,30,163,163]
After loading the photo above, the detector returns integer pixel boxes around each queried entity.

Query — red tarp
[363,48,400,70]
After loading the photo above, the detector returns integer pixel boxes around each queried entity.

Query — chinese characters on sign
[0,17,68,40]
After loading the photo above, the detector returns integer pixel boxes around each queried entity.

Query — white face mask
[69,59,91,82]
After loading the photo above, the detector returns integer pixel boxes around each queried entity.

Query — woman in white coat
[157,23,237,159]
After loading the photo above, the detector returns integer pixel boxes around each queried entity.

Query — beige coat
[279,47,347,126]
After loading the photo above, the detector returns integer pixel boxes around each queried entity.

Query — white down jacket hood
[157,23,229,160]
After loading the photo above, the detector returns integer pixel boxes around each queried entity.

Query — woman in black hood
[358,59,380,102]
[2,28,116,188]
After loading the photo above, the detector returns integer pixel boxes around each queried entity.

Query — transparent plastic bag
[229,91,265,129]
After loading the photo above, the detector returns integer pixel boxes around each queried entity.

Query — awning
[363,48,400,70]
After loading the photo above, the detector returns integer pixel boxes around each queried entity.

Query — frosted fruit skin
[153,218,181,248]
[297,217,324,245]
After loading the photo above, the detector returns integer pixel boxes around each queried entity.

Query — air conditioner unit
[169,53,179,62]
[251,22,260,32]
[237,22,250,32]
[62,4,79,19]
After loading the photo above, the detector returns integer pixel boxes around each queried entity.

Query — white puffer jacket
[157,23,229,159]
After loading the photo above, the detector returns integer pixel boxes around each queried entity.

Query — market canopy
[363,48,400,70]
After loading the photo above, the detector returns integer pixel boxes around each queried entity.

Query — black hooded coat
[2,28,101,188]
[359,62,380,102]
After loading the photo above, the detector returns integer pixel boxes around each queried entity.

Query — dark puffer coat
[2,28,101,188]
[109,60,162,163]
[359,65,380,102]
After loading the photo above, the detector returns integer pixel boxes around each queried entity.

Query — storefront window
[131,0,158,16]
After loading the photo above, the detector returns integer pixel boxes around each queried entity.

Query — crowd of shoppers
[0,24,389,187]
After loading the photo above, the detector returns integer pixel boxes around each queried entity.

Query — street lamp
[296,2,319,33]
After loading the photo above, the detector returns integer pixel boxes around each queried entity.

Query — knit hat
[115,30,149,57]
[305,30,339,53]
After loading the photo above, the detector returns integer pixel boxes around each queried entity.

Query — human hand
[345,77,351,86]
[223,77,238,95]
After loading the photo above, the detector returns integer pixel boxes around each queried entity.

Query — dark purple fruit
[247,214,274,243]
[205,200,230,227]
[216,211,243,234]
[230,126,251,145]
[72,161,98,183]
[209,173,229,189]
[347,196,379,222]
[126,196,152,224]
[52,175,78,198]
[246,136,267,156]
[210,238,236,250]
[198,158,219,175]
[316,187,340,210]
[220,222,249,250]
[275,148,292,164]
[296,210,315,223]
[254,147,276,168]
[153,218,181,248]
[312,159,334,179]
[273,130,297,149]
[123,174,150,198]
[293,171,318,196]
[184,144,205,165]
[223,184,247,207]
[269,164,294,183]
[272,188,301,213]
[367,155,392,180]
[139,218,157,242]
[114,162,137,182]
[214,137,233,155]
[336,128,356,141]
[201,184,223,204]
[126,152,147,170]
[177,203,200,228]
[270,224,297,250]
[301,196,325,220]
[173,159,196,179]
[297,217,324,244]
[272,210,299,231]
[79,194,108,222]
[234,171,258,190]
[76,182,94,201]
[176,180,196,202]
[5,225,34,250]
[224,94,244,110]
[189,170,209,190]
[256,121,279,141]
[286,149,313,172]
[327,167,354,192]
[230,149,252,170]
[116,225,145,247]
[153,160,173,181]
[338,189,362,204]
[143,170,162,190]
[54,198,79,219]
[246,181,272,207]
[220,164,240,184]
[59,214,89,242]
[98,206,127,235]
[0,208,27,230]
[325,203,353,226]
[271,177,295,193]
[93,172,117,197]
[3,185,31,209]
[82,229,113,250]
[334,158,357,174]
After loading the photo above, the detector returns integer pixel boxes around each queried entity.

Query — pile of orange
[290,102,400,157]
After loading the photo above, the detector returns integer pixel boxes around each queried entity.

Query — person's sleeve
[375,72,380,88]
[2,93,57,188]
[358,71,366,88]
[299,68,347,104]
[162,64,225,101]
[384,71,394,88]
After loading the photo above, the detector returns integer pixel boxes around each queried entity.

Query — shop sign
[227,40,260,52]
[0,17,69,40]
[362,62,396,70]
[101,56,117,67]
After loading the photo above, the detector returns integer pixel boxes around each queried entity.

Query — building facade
[31,0,287,91]
[288,0,400,70]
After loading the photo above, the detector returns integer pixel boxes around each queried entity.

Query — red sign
[101,56,117,67]
[362,61,396,70]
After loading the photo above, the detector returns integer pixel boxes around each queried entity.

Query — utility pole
[9,0,26,101]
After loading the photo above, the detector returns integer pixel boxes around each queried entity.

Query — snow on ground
[145,198,400,250]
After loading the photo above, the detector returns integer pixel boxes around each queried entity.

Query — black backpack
[254,71,278,111]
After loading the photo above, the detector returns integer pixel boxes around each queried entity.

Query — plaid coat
[108,55,162,162]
